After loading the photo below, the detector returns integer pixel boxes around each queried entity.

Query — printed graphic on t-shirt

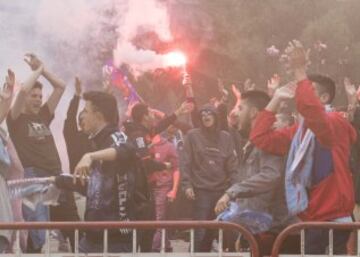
[111,132,127,146]
[135,137,146,148]
[28,122,51,139]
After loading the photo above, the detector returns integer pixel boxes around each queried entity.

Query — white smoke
[113,0,179,73]
[0,0,177,171]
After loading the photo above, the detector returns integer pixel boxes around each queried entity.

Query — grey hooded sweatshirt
[181,105,238,192]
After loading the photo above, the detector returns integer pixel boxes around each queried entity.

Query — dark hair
[277,113,295,126]
[241,90,270,110]
[308,74,336,104]
[131,103,149,123]
[32,81,43,90]
[83,91,119,125]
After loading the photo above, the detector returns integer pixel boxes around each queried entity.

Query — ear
[249,106,258,120]
[320,93,330,104]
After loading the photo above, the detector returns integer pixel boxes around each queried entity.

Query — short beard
[238,120,251,139]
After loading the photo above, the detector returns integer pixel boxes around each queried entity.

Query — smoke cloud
[0,0,178,171]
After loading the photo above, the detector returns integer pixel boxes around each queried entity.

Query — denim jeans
[305,228,350,254]
[22,167,51,252]
[193,188,224,252]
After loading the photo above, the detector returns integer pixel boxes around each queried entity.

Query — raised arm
[287,40,336,147]
[151,101,193,136]
[0,70,15,123]
[64,77,82,137]
[10,55,44,120]
[42,64,66,115]
[250,83,297,155]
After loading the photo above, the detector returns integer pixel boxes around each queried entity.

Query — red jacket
[250,79,357,221]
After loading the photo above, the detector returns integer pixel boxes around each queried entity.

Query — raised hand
[282,40,310,72]
[0,69,15,100]
[244,78,256,92]
[344,77,357,97]
[267,74,281,96]
[75,77,82,96]
[175,101,194,116]
[273,82,297,100]
[182,73,192,86]
[24,53,43,71]
[231,84,241,101]
[218,78,229,103]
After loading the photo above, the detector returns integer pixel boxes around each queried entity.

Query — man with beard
[181,104,238,252]
[214,91,284,254]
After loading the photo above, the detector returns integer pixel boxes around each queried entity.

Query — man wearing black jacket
[55,91,135,253]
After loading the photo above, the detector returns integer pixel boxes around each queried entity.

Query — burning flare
[163,51,187,67]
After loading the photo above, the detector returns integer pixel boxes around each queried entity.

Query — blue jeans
[22,167,51,251]
[193,189,224,252]
[305,228,350,254]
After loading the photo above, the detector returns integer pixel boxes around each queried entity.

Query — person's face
[167,125,177,137]
[142,111,155,129]
[236,100,257,136]
[81,101,100,134]
[228,107,240,129]
[25,87,42,114]
[78,111,90,134]
[201,110,215,128]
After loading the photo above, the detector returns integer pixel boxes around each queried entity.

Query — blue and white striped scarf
[285,106,332,215]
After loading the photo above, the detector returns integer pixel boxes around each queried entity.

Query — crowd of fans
[0,40,360,255]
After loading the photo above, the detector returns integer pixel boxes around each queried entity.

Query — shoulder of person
[187,128,201,137]
[256,146,284,161]
[330,111,355,128]
[219,130,231,138]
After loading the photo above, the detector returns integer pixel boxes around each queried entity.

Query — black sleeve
[151,114,177,136]
[63,95,80,139]
[142,158,167,173]
[114,143,137,164]
[189,98,201,128]
[217,103,229,131]
[39,104,55,125]
[55,175,87,196]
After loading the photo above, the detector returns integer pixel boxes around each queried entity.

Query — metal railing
[0,221,259,257]
[271,222,359,257]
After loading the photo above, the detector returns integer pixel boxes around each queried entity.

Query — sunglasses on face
[201,110,213,117]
